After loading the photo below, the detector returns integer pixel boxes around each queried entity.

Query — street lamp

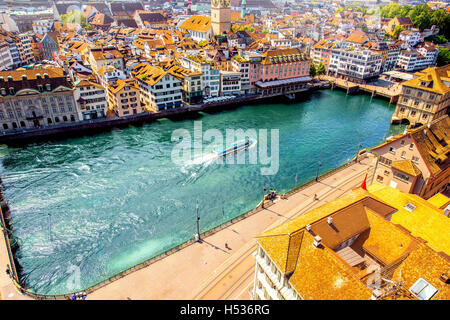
[315,158,321,181]
[355,143,362,163]
[195,199,200,242]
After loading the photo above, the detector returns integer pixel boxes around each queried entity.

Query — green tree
[310,63,317,77]
[436,48,450,67]
[392,25,405,39]
[317,63,326,75]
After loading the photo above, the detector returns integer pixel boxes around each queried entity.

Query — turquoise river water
[0,90,406,295]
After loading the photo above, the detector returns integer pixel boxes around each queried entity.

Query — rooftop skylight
[409,278,438,300]
[404,203,416,212]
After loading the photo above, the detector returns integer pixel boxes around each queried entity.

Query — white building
[32,20,54,35]
[132,63,183,112]
[73,80,108,120]
[180,55,220,97]
[97,65,126,87]
[252,245,301,300]
[0,42,13,71]
[397,44,439,72]
[399,30,422,48]
[178,15,212,42]
[220,71,241,96]
[328,45,383,83]
[231,54,250,95]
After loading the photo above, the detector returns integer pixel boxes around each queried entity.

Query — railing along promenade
[0,154,363,300]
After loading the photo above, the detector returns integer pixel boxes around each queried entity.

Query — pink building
[249,48,311,96]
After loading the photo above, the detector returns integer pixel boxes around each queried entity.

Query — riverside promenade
[85,156,376,300]
[0,155,376,300]
[321,75,402,104]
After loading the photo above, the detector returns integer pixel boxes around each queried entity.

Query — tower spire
[241,0,247,19]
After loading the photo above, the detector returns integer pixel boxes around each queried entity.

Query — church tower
[241,0,247,19]
[211,0,231,35]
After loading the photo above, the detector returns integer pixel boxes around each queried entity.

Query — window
[404,203,416,212]
[376,175,384,182]
[409,143,414,150]
[409,278,438,300]
[401,151,406,159]
[389,147,396,154]
[412,156,419,162]
[60,106,65,113]
[384,170,390,176]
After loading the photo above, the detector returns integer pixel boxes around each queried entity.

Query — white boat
[212,138,255,157]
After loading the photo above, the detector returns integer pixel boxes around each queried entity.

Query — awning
[255,76,312,88]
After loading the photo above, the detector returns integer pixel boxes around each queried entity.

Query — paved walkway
[84,156,376,300]
[192,157,377,300]
[0,156,376,300]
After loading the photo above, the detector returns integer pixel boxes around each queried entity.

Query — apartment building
[392,65,449,126]
[310,40,336,71]
[88,47,125,73]
[180,55,220,97]
[399,30,422,48]
[252,186,450,300]
[73,80,108,120]
[220,71,241,96]
[231,54,250,95]
[107,78,144,117]
[397,43,439,72]
[17,33,34,66]
[384,44,400,72]
[166,65,203,105]
[131,63,183,112]
[40,32,59,61]
[0,42,13,71]
[0,68,80,132]
[371,115,449,199]
[328,45,382,83]
[32,20,54,35]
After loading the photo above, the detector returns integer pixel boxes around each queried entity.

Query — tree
[317,63,326,75]
[436,48,450,67]
[310,63,317,77]
[392,25,405,39]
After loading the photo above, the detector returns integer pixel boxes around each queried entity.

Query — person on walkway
[314,194,318,201]
[225,242,229,250]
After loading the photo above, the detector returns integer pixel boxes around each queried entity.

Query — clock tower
[211,0,231,35]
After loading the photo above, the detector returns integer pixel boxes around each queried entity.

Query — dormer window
[9,87,15,95]
[46,84,51,91]
[404,203,416,212]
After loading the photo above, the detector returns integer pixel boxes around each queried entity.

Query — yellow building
[252,186,450,300]
[392,65,450,126]
[371,115,449,200]
[107,78,144,117]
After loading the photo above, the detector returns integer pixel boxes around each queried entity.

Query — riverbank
[0,89,400,298]
[0,154,375,300]
[0,81,330,145]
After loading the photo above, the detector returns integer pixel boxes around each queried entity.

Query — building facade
[392,66,449,126]
[211,0,231,36]
[0,68,80,132]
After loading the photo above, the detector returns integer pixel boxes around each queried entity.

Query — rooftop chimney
[306,224,311,231]
[313,235,322,248]
[328,217,333,225]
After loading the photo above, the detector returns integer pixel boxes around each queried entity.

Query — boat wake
[186,139,257,167]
